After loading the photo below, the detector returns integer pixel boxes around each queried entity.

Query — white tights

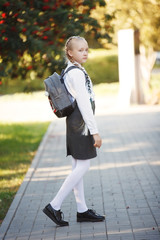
[50,156,90,213]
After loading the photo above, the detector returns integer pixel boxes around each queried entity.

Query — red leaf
[2,13,7,18]
[48,41,54,45]
[43,36,48,40]
[3,2,10,7]
[52,6,57,10]
[27,66,32,70]
[66,1,72,6]
[22,28,27,33]
[32,30,38,34]
[43,27,51,32]
[42,5,50,10]
[14,13,19,17]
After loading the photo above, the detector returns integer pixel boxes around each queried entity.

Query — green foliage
[108,0,160,51]
[0,0,112,85]
[150,73,160,91]
[0,48,119,94]
[93,82,119,96]
[142,72,160,104]
[0,191,16,225]
[0,122,50,223]
[0,78,45,95]
[85,49,119,84]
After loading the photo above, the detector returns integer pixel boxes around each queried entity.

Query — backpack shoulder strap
[60,65,91,94]
[61,66,80,78]
[60,66,82,83]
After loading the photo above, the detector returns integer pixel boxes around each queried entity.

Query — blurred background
[0,0,160,224]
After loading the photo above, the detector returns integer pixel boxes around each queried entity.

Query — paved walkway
[0,102,160,240]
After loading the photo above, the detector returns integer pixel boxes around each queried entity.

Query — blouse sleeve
[66,68,98,135]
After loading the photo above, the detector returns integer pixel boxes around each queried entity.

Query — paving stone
[108,234,121,240]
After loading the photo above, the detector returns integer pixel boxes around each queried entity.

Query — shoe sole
[43,208,68,227]
[77,218,105,222]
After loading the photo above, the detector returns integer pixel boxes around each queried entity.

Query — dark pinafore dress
[66,70,97,160]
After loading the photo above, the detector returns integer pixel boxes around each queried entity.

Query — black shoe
[77,209,105,222]
[43,204,69,227]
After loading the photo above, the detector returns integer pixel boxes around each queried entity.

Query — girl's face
[68,39,88,64]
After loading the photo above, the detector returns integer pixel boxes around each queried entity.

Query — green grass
[85,48,119,84]
[0,78,45,95]
[150,73,160,90]
[93,82,119,96]
[143,73,160,94]
[0,122,50,224]
[153,61,160,69]
[144,73,160,104]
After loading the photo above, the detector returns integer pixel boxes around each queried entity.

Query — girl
[43,36,105,226]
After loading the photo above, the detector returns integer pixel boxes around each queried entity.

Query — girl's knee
[77,159,90,172]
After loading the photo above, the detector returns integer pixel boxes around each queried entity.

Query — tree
[0,0,111,85]
[107,0,160,101]
[107,0,160,51]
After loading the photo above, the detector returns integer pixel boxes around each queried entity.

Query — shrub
[85,53,119,84]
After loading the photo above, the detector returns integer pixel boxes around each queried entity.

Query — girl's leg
[50,158,90,211]
[50,159,90,210]
[72,157,88,213]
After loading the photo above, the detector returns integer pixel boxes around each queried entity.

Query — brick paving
[0,104,160,240]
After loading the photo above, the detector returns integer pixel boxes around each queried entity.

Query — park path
[0,96,160,240]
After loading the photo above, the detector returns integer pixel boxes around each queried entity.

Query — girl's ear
[68,50,73,58]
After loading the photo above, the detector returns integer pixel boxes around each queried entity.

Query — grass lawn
[85,48,119,84]
[143,72,160,104]
[0,122,50,224]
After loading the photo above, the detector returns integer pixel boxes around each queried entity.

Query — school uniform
[43,61,105,226]
[64,61,98,160]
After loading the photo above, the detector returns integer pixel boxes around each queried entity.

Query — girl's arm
[67,69,98,135]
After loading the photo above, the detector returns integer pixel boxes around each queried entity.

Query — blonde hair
[65,36,86,63]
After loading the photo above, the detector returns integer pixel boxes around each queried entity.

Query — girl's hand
[93,134,102,148]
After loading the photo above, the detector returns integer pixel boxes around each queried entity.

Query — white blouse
[64,61,98,135]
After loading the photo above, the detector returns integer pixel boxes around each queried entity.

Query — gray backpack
[44,66,79,118]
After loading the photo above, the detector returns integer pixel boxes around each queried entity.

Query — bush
[0,0,111,83]
[85,53,119,84]
[0,49,119,94]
